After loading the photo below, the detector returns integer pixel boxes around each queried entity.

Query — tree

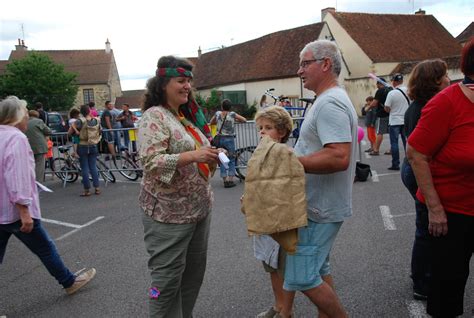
[0,52,78,111]
[196,89,222,121]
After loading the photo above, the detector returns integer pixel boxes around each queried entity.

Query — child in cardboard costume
[241,106,307,318]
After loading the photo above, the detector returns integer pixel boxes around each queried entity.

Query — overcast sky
[1,0,472,91]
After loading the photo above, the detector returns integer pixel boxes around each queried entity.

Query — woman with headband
[138,56,219,317]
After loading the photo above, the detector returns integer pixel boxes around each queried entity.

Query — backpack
[376,86,393,118]
[79,117,101,145]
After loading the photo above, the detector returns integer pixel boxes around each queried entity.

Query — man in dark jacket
[367,79,392,155]
[35,102,47,123]
[116,103,137,151]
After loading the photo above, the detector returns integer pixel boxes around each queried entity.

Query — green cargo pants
[142,212,211,318]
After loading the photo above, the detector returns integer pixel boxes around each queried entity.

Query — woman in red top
[407,38,474,317]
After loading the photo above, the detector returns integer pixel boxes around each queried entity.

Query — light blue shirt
[294,87,358,223]
[111,108,122,129]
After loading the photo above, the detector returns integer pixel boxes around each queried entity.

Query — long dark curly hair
[142,56,193,112]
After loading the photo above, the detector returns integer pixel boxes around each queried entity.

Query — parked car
[130,108,142,127]
[46,112,68,145]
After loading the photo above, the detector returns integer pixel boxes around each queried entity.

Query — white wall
[324,14,373,78]
[370,62,400,78]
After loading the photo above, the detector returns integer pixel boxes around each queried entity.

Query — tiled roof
[456,22,474,43]
[391,55,461,74]
[115,90,145,108]
[121,89,146,98]
[331,12,461,63]
[6,50,115,85]
[193,22,325,89]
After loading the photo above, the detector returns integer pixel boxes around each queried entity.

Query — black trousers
[427,211,474,317]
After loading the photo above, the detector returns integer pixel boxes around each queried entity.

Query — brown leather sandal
[95,188,101,195]
[80,191,91,197]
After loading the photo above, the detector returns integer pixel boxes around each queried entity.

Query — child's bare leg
[270,271,285,311]
[279,288,295,317]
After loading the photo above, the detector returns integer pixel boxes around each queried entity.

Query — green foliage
[203,89,221,111]
[241,101,257,120]
[196,89,257,120]
[0,52,78,111]
[195,93,206,108]
[196,89,222,121]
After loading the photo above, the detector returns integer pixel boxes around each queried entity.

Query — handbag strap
[217,113,227,135]
[396,88,410,105]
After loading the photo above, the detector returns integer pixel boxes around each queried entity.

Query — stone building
[193,9,463,115]
[0,39,122,110]
[193,22,340,108]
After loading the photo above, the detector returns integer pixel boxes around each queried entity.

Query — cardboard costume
[242,136,307,254]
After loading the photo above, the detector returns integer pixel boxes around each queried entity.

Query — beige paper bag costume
[242,136,307,254]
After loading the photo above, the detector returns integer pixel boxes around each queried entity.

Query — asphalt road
[1,137,473,318]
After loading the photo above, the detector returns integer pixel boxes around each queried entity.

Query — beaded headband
[156,67,193,78]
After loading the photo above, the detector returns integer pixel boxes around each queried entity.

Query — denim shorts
[283,220,342,291]
[103,131,114,143]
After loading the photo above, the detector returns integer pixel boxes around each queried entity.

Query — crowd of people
[1,37,473,318]
[360,40,474,318]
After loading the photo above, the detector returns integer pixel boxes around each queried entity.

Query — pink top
[0,125,41,224]
[90,108,98,117]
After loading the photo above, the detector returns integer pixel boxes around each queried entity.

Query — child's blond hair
[255,106,293,143]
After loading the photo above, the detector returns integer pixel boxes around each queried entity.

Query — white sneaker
[65,268,96,295]
[256,307,279,318]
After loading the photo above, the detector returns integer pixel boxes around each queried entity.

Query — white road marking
[41,218,81,229]
[371,170,379,182]
[376,172,401,177]
[55,216,105,241]
[365,152,372,159]
[406,300,428,317]
[392,213,416,218]
[380,205,396,230]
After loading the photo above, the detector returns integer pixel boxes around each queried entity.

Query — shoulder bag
[211,113,227,148]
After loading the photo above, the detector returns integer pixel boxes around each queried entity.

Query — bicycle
[235,146,256,180]
[113,148,142,181]
[264,88,290,106]
[53,145,116,183]
[291,97,315,142]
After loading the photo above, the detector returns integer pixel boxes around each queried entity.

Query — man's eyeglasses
[299,58,326,69]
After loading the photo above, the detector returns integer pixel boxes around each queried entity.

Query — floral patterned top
[138,105,213,224]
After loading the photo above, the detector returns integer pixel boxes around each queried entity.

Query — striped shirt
[0,125,41,224]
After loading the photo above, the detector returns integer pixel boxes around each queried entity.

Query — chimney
[198,46,202,58]
[321,7,336,21]
[105,38,111,53]
[415,9,426,15]
[15,38,28,51]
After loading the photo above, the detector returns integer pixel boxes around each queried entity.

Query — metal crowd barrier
[234,117,304,150]
[45,128,142,186]
[45,118,319,185]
